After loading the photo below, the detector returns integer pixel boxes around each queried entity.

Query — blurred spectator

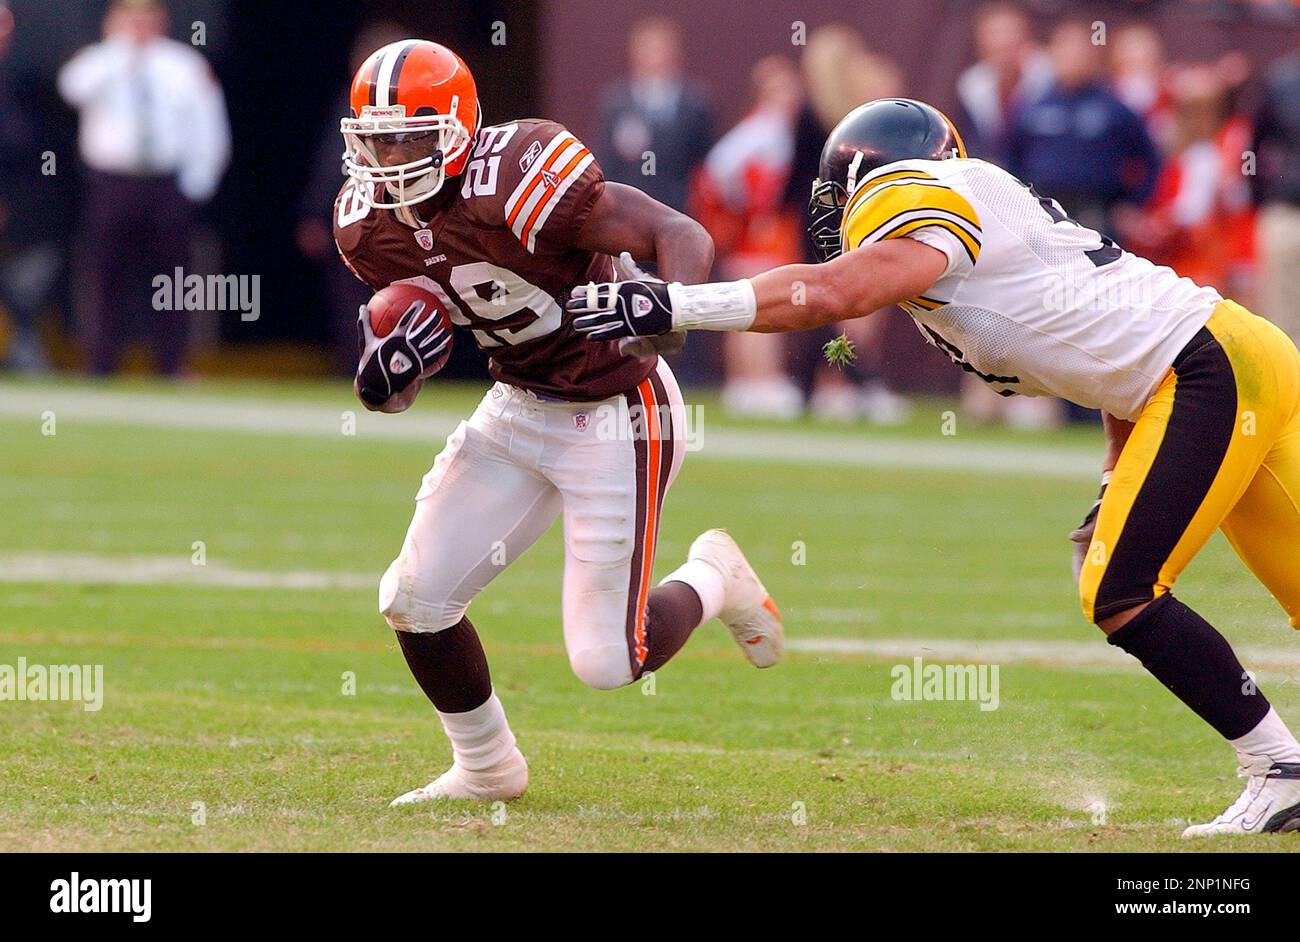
[1110,23,1175,152]
[955,6,1060,428]
[595,17,712,213]
[297,21,404,373]
[1006,20,1159,234]
[779,25,911,424]
[955,3,1052,165]
[695,55,804,419]
[1124,61,1254,296]
[783,23,863,236]
[0,0,56,372]
[1252,51,1300,344]
[58,0,229,375]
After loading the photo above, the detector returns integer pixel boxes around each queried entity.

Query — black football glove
[1069,482,1108,584]
[355,301,451,407]
[565,279,675,341]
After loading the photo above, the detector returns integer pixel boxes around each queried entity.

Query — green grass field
[1,376,1297,852]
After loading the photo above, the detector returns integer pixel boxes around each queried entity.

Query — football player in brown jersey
[333,39,785,805]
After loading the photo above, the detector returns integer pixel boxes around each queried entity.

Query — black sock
[395,616,492,714]
[1107,593,1270,739]
[638,581,705,676]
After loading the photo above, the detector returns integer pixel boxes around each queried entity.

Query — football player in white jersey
[568,98,1300,836]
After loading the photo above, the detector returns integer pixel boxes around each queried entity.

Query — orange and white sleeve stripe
[503,131,594,253]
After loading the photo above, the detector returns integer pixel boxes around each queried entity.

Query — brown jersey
[333,118,655,401]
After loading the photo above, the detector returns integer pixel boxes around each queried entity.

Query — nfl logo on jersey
[414,229,434,251]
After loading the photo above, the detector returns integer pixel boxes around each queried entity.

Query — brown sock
[395,616,492,713]
[638,581,705,676]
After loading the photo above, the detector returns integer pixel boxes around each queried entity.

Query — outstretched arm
[744,239,947,332]
[567,236,946,339]
[574,181,714,284]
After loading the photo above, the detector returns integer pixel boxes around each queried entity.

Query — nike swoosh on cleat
[1242,801,1274,831]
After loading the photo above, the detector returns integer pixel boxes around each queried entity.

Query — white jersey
[840,157,1221,419]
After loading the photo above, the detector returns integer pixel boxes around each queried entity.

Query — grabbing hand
[565,279,676,341]
[354,302,450,408]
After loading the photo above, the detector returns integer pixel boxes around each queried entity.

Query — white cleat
[1181,762,1300,837]
[688,529,784,668]
[389,747,529,806]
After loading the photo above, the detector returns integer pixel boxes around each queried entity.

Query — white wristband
[666,280,757,332]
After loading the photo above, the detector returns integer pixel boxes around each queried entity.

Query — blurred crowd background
[1,0,1297,429]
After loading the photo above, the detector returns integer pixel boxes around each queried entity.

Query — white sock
[1230,706,1300,771]
[436,690,516,772]
[660,558,726,623]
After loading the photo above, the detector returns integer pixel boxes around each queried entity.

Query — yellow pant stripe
[1078,371,1178,622]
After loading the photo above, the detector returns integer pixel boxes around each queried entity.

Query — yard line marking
[789,636,1300,675]
[0,386,1099,478]
[0,553,375,591]
[3,544,1299,677]
[791,636,1135,667]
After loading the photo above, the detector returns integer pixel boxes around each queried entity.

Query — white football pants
[379,359,688,690]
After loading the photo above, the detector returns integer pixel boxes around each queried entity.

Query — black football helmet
[807,98,966,262]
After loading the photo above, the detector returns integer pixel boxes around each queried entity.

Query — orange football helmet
[341,39,481,208]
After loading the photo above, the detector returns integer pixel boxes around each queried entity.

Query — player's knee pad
[378,554,464,633]
[568,643,634,691]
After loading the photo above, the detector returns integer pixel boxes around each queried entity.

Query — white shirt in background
[57,35,230,202]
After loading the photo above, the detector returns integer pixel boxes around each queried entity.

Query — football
[367,282,453,376]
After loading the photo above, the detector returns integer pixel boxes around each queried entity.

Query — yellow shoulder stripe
[841,180,982,263]
[884,215,981,264]
[842,169,938,221]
